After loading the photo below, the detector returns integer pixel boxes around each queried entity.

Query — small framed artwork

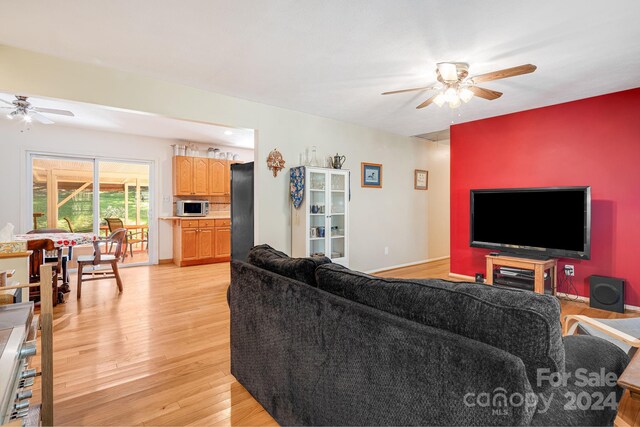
[361,162,382,188]
[414,169,428,190]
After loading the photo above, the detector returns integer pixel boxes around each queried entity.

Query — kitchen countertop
[159,213,231,220]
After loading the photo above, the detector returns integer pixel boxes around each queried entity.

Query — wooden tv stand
[485,254,557,295]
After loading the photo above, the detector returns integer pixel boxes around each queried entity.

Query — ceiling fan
[382,63,537,109]
[1,95,75,124]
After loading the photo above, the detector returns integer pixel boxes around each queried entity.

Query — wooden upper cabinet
[208,159,226,195]
[193,158,209,195]
[224,162,231,195]
[174,156,236,196]
[173,156,194,196]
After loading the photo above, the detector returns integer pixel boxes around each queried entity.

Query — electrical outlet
[384,246,389,255]
[564,265,575,276]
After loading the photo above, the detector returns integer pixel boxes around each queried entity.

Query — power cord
[557,267,579,301]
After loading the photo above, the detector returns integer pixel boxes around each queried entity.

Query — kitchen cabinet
[208,159,227,195]
[173,156,194,196]
[173,156,209,196]
[172,218,231,266]
[173,156,241,197]
[215,226,231,258]
[193,158,209,195]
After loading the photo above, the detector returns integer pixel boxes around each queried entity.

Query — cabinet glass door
[308,171,327,257]
[328,172,346,260]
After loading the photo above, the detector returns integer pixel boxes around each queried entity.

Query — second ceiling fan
[382,63,537,109]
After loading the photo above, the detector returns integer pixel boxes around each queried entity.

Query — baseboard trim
[448,272,475,281]
[158,258,174,265]
[365,256,450,274]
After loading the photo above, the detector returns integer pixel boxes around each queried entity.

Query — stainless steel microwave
[176,200,209,217]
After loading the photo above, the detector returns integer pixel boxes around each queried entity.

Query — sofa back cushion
[315,263,564,385]
[247,244,331,287]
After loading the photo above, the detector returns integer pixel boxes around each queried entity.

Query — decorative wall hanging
[414,169,428,190]
[361,162,382,188]
[290,166,306,209]
[267,149,285,177]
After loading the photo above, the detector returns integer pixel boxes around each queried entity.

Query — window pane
[32,157,94,232]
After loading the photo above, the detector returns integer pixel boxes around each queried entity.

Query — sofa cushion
[247,244,331,287]
[315,263,565,386]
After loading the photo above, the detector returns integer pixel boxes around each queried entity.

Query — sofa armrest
[532,335,629,426]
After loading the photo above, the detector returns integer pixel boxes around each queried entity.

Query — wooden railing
[1,264,54,426]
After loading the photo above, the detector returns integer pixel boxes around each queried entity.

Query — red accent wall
[451,88,640,305]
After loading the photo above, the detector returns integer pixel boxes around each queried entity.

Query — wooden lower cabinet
[181,228,199,261]
[215,227,231,258]
[173,219,231,266]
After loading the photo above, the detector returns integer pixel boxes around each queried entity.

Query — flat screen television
[470,186,591,260]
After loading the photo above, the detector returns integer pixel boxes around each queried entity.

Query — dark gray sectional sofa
[229,245,629,426]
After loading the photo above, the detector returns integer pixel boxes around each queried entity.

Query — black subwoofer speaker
[589,275,624,313]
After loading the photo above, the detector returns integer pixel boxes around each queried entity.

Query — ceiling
[0,92,255,148]
[1,1,639,136]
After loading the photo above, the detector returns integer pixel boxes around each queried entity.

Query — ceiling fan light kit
[6,110,32,122]
[382,62,537,110]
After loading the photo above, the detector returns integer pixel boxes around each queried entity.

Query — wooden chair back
[32,212,44,230]
[92,228,126,265]
[63,217,75,232]
[105,218,125,233]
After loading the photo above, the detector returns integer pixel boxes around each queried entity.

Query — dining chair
[76,228,126,299]
[32,212,44,230]
[27,228,70,286]
[104,217,147,257]
[26,238,61,306]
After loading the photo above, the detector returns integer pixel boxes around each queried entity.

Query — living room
[0,1,639,426]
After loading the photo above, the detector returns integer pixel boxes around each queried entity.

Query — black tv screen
[470,187,591,259]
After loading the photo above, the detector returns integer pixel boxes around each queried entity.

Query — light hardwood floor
[32,258,638,425]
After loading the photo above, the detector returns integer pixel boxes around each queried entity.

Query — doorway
[29,153,153,266]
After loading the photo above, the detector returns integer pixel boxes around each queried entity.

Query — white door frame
[25,150,157,266]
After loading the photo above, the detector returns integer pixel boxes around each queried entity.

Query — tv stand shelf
[485,254,557,295]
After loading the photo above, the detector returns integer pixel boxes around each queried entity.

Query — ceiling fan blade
[381,86,435,95]
[471,64,537,84]
[437,63,458,82]
[0,98,14,106]
[30,112,54,124]
[33,107,74,116]
[469,86,503,100]
[416,94,437,109]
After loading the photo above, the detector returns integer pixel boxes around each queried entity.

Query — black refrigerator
[230,162,254,261]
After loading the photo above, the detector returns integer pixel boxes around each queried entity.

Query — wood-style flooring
[31,258,638,425]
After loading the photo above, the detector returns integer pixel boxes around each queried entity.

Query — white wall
[426,140,451,259]
[0,119,254,260]
[0,45,434,272]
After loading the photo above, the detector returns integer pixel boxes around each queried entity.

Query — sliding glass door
[98,161,150,263]
[29,153,153,266]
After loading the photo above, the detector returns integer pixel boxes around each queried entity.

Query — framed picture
[414,169,428,190]
[361,162,382,188]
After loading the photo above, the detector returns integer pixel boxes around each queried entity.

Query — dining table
[14,232,98,284]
